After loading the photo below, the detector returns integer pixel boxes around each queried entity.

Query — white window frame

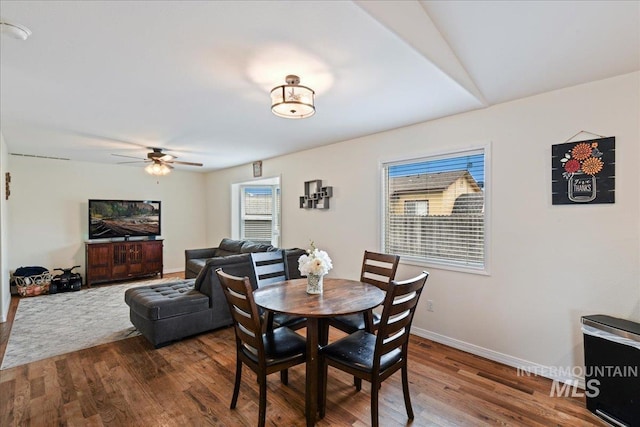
[380,144,491,275]
[231,176,281,247]
[239,185,276,244]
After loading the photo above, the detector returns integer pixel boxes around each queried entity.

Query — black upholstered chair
[328,251,400,334]
[216,269,306,427]
[250,250,306,331]
[320,271,429,427]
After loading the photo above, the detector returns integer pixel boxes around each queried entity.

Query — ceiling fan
[112,147,203,176]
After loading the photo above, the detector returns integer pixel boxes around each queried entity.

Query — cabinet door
[128,243,144,275]
[111,243,129,278]
[86,244,112,283]
[143,241,163,274]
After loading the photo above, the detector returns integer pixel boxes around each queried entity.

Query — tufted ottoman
[125,279,212,347]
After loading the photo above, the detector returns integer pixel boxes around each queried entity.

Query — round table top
[253,277,385,318]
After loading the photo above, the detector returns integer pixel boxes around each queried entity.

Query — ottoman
[125,279,212,347]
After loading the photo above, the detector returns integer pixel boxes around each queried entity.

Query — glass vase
[306,273,324,294]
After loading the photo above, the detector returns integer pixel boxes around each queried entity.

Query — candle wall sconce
[300,179,332,209]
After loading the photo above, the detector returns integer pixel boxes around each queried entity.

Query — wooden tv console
[85,239,163,286]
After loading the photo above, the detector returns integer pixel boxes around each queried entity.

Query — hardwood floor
[1,274,605,426]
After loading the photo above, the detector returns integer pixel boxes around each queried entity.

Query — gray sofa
[124,239,305,347]
[185,238,273,278]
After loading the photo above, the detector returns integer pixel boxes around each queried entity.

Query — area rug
[1,277,181,370]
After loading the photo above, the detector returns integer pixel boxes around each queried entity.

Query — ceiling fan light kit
[112,147,203,176]
[0,20,31,40]
[145,162,172,176]
[270,74,315,119]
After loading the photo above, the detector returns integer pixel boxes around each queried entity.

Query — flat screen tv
[89,199,161,240]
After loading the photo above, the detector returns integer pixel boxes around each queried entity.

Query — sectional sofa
[124,238,305,347]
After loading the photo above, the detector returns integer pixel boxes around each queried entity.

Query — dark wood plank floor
[1,275,605,426]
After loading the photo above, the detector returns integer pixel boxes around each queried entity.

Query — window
[404,200,429,216]
[382,147,487,272]
[239,184,280,246]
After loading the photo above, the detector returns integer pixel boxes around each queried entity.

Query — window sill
[399,257,490,276]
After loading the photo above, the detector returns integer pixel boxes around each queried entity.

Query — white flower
[298,244,333,276]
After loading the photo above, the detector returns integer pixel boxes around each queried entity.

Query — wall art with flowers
[551,136,615,205]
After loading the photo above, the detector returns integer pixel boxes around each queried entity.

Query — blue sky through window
[244,187,273,196]
[389,154,484,187]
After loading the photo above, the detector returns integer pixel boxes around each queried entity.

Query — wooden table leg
[306,317,319,426]
[318,319,329,418]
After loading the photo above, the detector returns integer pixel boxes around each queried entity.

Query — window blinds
[242,186,275,245]
[382,149,486,269]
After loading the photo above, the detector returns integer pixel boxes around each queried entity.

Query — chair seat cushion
[273,313,306,329]
[321,330,401,373]
[242,326,306,365]
[331,312,381,332]
[125,280,208,321]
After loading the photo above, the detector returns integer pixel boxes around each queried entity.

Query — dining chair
[328,251,400,334]
[215,268,307,427]
[319,271,429,427]
[250,250,306,331]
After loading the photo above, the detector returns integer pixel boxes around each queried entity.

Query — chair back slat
[216,268,265,362]
[251,250,287,288]
[226,290,252,313]
[232,308,261,347]
[386,293,420,317]
[380,330,408,355]
[360,251,400,291]
[236,325,260,351]
[382,309,412,335]
[375,271,429,363]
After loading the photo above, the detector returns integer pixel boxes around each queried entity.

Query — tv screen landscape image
[89,200,161,239]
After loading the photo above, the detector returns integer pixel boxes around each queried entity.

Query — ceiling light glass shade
[145,162,171,176]
[0,21,32,40]
[270,75,315,119]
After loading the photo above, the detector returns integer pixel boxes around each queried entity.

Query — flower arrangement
[298,241,333,277]
[560,142,604,179]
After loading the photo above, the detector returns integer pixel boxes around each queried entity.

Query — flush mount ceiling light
[0,20,32,40]
[270,74,315,119]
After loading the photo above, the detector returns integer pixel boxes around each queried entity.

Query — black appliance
[582,315,640,427]
[49,265,83,293]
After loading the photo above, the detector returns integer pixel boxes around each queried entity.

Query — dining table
[253,277,385,427]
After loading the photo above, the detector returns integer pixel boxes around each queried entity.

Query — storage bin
[15,271,52,297]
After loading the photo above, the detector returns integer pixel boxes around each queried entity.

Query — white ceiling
[1,0,638,172]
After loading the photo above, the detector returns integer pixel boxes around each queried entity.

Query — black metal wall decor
[300,179,332,209]
[5,172,10,200]
[552,133,615,205]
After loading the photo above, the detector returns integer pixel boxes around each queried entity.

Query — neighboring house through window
[382,147,488,273]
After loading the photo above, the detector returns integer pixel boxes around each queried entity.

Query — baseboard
[1,294,9,323]
[411,326,585,389]
[163,267,184,274]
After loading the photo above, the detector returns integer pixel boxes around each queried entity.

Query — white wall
[0,133,10,322]
[6,157,208,278]
[205,72,640,381]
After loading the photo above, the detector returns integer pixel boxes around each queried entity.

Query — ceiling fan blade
[117,160,150,164]
[166,160,204,167]
[112,153,147,161]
